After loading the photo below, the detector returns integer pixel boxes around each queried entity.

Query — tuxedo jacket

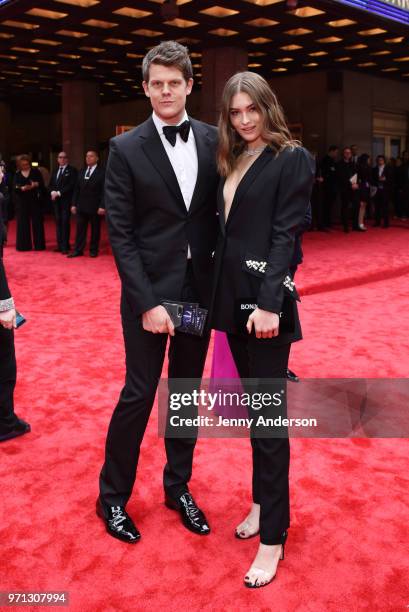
[0,257,11,302]
[73,165,105,214]
[371,166,392,196]
[337,160,356,196]
[211,146,315,342]
[49,164,78,206]
[104,116,219,317]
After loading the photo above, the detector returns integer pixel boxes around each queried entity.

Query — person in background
[372,155,392,229]
[351,144,359,168]
[68,150,105,258]
[310,153,325,231]
[399,150,409,220]
[356,154,372,231]
[0,217,31,443]
[49,151,78,254]
[0,161,10,245]
[321,145,338,230]
[337,147,359,232]
[13,155,46,251]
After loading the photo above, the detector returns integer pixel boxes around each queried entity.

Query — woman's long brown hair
[217,71,300,177]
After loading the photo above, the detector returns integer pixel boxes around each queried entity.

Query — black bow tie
[162,120,191,147]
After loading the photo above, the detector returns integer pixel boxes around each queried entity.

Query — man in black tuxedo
[337,146,360,232]
[0,222,30,442]
[321,145,339,229]
[98,41,218,543]
[372,155,392,228]
[49,151,77,254]
[68,150,105,258]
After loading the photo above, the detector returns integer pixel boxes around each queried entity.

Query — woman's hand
[0,308,17,330]
[246,308,280,339]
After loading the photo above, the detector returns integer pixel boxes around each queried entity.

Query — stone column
[200,46,248,125]
[62,80,99,169]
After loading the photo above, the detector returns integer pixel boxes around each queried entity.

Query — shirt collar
[152,110,189,137]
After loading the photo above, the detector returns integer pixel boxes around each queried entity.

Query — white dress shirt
[85,164,97,179]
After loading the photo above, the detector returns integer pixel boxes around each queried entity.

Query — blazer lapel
[226,148,273,226]
[140,117,186,212]
[188,118,212,214]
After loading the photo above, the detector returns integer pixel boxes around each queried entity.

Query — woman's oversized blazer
[211,145,315,345]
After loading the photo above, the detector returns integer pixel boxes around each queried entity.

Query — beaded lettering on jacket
[245,259,267,274]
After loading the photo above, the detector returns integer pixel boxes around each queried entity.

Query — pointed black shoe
[165,492,210,535]
[96,498,141,544]
[0,418,31,442]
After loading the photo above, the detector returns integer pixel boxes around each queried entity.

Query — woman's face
[20,159,31,172]
[229,91,264,146]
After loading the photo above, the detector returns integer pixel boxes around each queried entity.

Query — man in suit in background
[321,145,339,229]
[98,41,219,543]
[337,146,360,232]
[49,151,77,254]
[0,217,30,442]
[68,150,105,258]
[372,154,392,228]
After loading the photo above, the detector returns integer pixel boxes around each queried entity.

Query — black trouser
[374,189,390,227]
[340,190,359,230]
[0,326,18,433]
[100,262,210,507]
[323,188,337,228]
[54,200,71,252]
[226,333,291,545]
[74,211,101,255]
[16,197,45,251]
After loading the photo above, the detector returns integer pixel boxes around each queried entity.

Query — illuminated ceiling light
[18,65,39,70]
[53,0,100,6]
[248,62,262,67]
[280,44,302,50]
[381,67,399,71]
[104,82,115,86]
[385,37,404,43]
[345,44,367,50]
[248,37,272,43]
[285,29,313,36]
[33,38,61,46]
[79,46,105,52]
[358,62,376,67]
[58,53,81,59]
[127,52,144,58]
[245,18,279,26]
[192,63,201,68]
[40,86,53,90]
[124,78,133,81]
[244,0,283,5]
[200,6,239,17]
[0,54,17,60]
[2,20,40,30]
[163,18,199,27]
[402,73,409,76]
[113,7,152,18]
[175,37,200,43]
[190,52,202,57]
[26,8,68,19]
[12,84,24,87]
[317,37,342,43]
[81,64,95,69]
[104,38,133,45]
[370,50,391,56]
[195,72,202,77]
[303,62,318,67]
[358,28,387,36]
[276,57,294,62]
[22,78,39,83]
[335,56,351,62]
[289,7,325,17]
[4,70,21,75]
[209,28,239,36]
[37,59,59,64]
[133,29,164,36]
[57,69,75,74]
[327,19,356,27]
[113,69,127,74]
[97,59,119,64]
[149,0,192,4]
[394,56,409,62]
[248,51,267,56]
[0,32,14,39]
[272,67,288,72]
[57,29,88,37]
[11,46,40,53]
[309,51,328,56]
[82,19,118,28]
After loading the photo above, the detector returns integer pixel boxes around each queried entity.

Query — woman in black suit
[13,155,46,251]
[212,72,314,588]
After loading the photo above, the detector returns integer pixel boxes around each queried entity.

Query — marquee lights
[335,0,409,24]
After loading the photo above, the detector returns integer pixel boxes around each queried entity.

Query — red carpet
[1,219,408,611]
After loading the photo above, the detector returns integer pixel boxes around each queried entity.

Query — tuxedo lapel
[188,118,212,214]
[140,117,186,212]
[226,148,273,226]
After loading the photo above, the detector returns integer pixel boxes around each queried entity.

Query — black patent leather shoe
[0,418,31,442]
[286,368,299,383]
[67,251,83,258]
[96,498,141,544]
[165,492,210,535]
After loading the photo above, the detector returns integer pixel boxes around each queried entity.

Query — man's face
[57,152,68,167]
[86,151,98,166]
[330,149,338,160]
[344,148,352,161]
[351,146,358,156]
[378,157,385,167]
[143,63,193,124]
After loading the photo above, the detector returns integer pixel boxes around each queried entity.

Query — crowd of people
[311,146,409,232]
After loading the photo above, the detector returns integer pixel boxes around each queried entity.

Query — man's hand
[51,190,59,201]
[97,208,105,216]
[0,308,17,330]
[142,305,175,336]
[246,308,280,339]
[71,206,77,214]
